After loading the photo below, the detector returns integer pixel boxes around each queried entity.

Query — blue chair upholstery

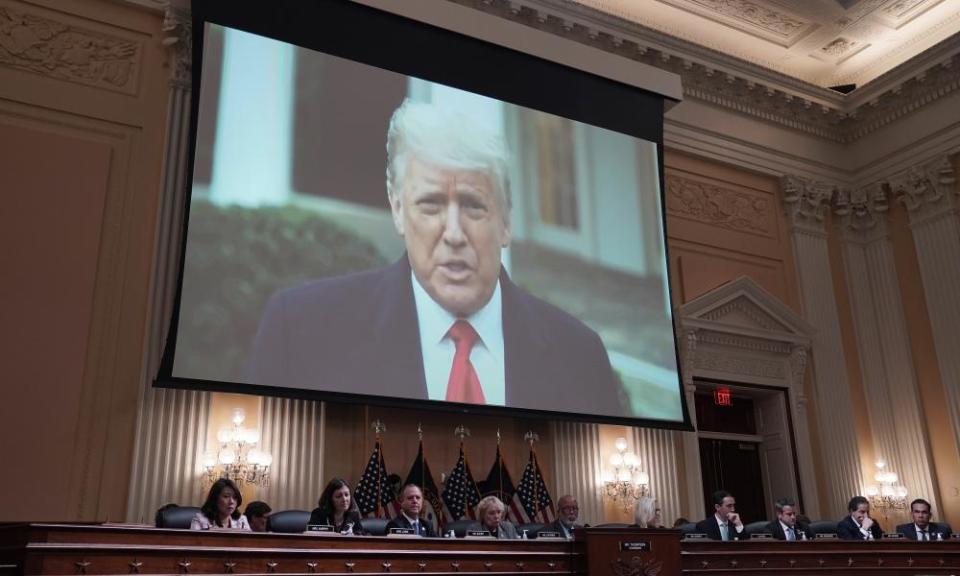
[267,510,310,533]
[811,520,838,535]
[156,506,200,529]
[362,517,390,536]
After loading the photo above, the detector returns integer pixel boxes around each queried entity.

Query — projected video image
[173,24,681,422]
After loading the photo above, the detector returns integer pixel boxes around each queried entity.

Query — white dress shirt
[412,273,505,405]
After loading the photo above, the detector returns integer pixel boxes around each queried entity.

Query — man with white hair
[250,99,621,414]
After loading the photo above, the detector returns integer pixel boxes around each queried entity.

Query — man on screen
[248,99,622,415]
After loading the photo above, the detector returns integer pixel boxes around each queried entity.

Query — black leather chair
[156,505,200,529]
[267,510,310,533]
[678,522,698,535]
[810,520,838,535]
[362,517,390,536]
[445,519,475,538]
[744,520,772,537]
[519,523,546,539]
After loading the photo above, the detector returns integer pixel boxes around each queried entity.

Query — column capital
[781,175,836,234]
[834,182,891,242]
[891,155,958,224]
[161,5,192,89]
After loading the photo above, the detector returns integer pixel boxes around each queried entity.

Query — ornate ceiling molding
[781,175,836,233]
[453,0,960,143]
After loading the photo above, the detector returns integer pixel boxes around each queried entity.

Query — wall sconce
[602,437,649,512]
[865,460,907,517]
[202,408,273,488]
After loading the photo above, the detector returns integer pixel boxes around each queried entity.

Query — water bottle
[936,532,943,542]
[521,529,528,540]
[800,531,807,541]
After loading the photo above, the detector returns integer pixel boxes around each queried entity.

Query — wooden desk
[681,538,960,575]
[0,524,680,576]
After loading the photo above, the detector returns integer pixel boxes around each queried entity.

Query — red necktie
[445,320,485,404]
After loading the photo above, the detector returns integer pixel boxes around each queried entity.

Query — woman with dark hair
[308,478,366,535]
[191,478,250,530]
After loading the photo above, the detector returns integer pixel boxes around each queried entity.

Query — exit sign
[713,387,732,406]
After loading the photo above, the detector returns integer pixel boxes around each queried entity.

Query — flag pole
[372,419,386,518]
[525,430,540,522]
[496,428,503,502]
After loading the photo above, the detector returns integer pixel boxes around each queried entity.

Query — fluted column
[552,421,603,526]
[788,346,821,519]
[836,184,939,523]
[675,328,705,519]
[258,397,326,511]
[127,5,210,523]
[629,427,681,526]
[781,175,864,517]
[890,156,960,455]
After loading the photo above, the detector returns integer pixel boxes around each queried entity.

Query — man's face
[558,497,579,525]
[400,486,423,518]
[911,503,931,528]
[391,157,510,318]
[715,496,736,520]
[778,505,797,528]
[851,502,870,523]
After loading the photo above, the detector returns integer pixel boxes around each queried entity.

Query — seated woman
[469,496,519,539]
[308,478,366,535]
[190,478,250,530]
[633,495,663,528]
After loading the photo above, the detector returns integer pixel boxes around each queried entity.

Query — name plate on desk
[388,528,415,536]
[953,533,960,540]
[466,530,492,538]
[816,533,838,539]
[306,525,333,533]
[883,533,904,539]
[537,532,563,539]
[750,533,773,540]
[619,541,651,552]
[683,533,709,540]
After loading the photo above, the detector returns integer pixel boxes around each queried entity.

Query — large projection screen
[159,0,690,428]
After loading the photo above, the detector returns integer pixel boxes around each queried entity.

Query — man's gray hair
[385,99,512,221]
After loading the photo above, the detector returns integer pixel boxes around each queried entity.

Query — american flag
[515,448,556,523]
[354,440,399,518]
[403,440,445,533]
[478,444,525,525]
[441,442,482,521]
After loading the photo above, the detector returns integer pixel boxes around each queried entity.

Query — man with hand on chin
[837,496,884,540]
[695,490,744,541]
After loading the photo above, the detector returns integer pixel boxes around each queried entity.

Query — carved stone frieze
[788,344,809,386]
[694,350,785,379]
[448,0,960,143]
[697,331,793,354]
[161,6,191,89]
[0,4,141,93]
[781,175,835,233]
[665,176,772,234]
[890,155,958,222]
[661,0,806,39]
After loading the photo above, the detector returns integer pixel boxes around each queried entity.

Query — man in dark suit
[248,100,622,417]
[543,494,582,539]
[896,498,952,541]
[763,498,813,541]
[385,484,435,537]
[695,490,744,541]
[837,496,883,540]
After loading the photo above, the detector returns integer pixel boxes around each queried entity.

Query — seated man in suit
[385,484,435,537]
[544,494,581,539]
[763,498,813,541]
[249,99,622,417]
[896,498,952,541]
[837,496,883,540]
[695,490,744,541]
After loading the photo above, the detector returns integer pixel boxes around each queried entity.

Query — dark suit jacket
[385,514,436,537]
[545,518,580,538]
[694,516,743,541]
[896,522,952,541]
[763,520,814,541]
[249,258,622,415]
[836,515,883,540]
[307,508,366,535]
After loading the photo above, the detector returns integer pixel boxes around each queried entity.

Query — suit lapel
[500,270,549,407]
[368,258,428,398]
